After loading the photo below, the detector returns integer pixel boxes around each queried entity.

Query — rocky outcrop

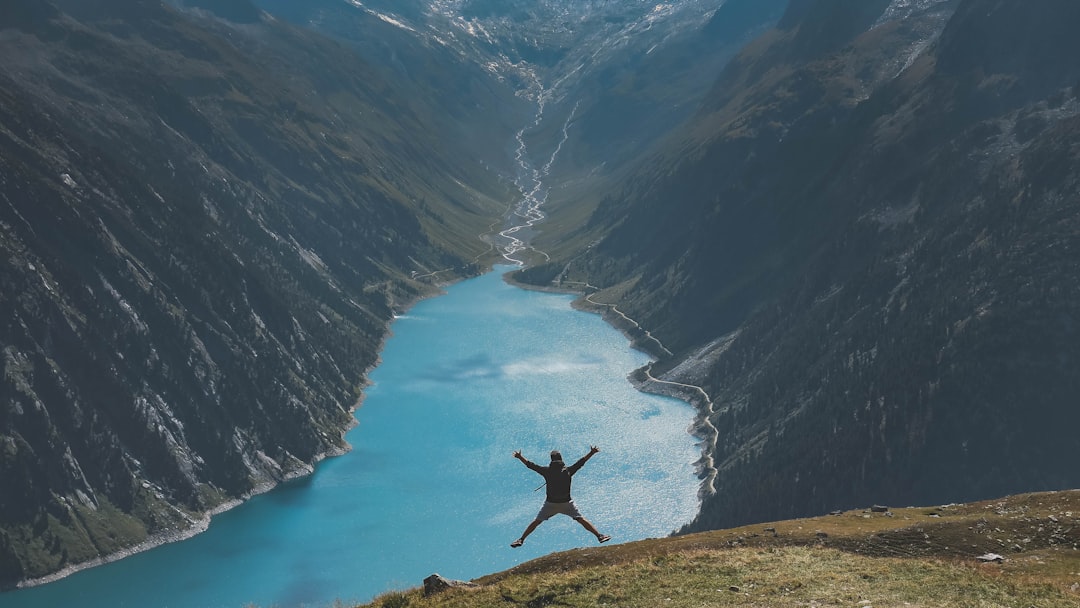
[423,573,478,596]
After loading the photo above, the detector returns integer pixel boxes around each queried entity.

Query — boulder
[423,573,477,596]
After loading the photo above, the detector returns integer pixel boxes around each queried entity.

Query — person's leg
[573,516,610,542]
[511,518,543,547]
[520,518,543,541]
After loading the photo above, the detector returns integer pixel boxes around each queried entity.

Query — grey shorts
[535,500,583,521]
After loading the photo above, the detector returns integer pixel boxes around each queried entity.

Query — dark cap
[549,450,563,462]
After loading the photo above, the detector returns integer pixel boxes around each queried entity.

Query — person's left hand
[589,445,600,454]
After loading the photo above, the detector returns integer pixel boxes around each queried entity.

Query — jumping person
[510,446,611,548]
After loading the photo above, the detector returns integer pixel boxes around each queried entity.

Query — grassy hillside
[361,490,1080,608]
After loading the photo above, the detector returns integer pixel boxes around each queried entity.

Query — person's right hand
[589,445,600,454]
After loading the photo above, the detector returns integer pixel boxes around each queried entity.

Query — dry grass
[359,491,1080,608]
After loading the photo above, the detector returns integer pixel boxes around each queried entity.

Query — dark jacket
[523,456,589,503]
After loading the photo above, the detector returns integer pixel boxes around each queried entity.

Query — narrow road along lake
[4,267,702,608]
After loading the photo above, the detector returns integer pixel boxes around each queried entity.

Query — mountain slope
[540,0,791,182]
[515,0,1080,532]
[0,0,507,586]
[512,0,792,264]
[251,0,529,178]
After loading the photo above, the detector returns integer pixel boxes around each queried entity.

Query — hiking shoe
[598,534,611,543]
[510,539,524,548]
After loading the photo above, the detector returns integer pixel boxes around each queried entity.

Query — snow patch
[874,0,953,27]
[363,7,418,33]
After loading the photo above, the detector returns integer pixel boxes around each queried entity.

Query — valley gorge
[3,0,1080,594]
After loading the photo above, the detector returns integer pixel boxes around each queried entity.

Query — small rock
[816,531,829,539]
[870,505,889,513]
[764,527,776,533]
[729,586,741,592]
[829,510,843,516]
[423,573,477,596]
[976,553,1005,563]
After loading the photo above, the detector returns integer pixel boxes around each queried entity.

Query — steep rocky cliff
[518,0,1080,530]
[0,0,508,586]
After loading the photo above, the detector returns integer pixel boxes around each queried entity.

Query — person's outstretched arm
[568,445,600,475]
[514,450,544,474]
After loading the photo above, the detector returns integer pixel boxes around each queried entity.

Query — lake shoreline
[14,435,355,591]
[7,264,708,603]
[501,267,718,503]
[8,263,487,592]
[9,263,490,592]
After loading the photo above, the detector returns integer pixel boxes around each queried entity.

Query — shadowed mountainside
[0,0,510,586]
[251,0,528,177]
[516,0,1080,532]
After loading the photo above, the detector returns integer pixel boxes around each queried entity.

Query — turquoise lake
[2,268,702,608]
